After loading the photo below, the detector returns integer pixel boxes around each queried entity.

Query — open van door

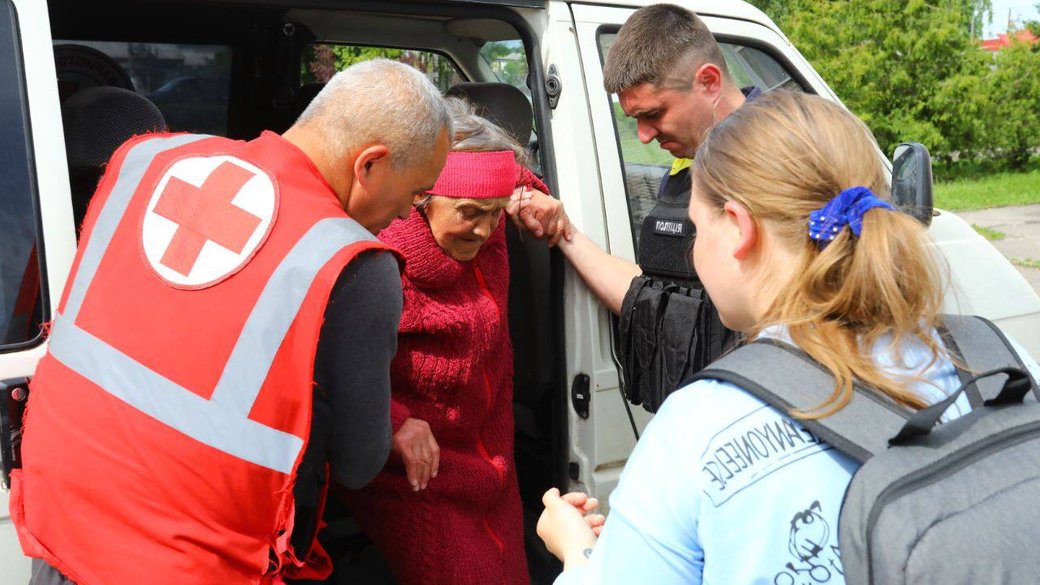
[565,1,842,503]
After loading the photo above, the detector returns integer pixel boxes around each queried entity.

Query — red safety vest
[10,131,394,584]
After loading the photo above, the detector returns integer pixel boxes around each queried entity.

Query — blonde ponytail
[692,90,947,417]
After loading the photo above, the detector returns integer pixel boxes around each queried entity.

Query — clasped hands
[537,488,606,570]
[506,186,573,246]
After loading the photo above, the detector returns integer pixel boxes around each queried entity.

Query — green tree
[781,2,979,160]
[960,0,993,39]
[1024,3,1040,37]
[748,0,1037,177]
[984,40,1040,169]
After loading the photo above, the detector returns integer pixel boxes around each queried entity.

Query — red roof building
[980,29,1040,52]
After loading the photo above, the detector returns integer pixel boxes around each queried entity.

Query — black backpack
[686,315,1040,585]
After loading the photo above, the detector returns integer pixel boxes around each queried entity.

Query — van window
[721,44,800,93]
[302,44,463,92]
[597,32,802,249]
[480,40,529,97]
[53,41,232,135]
[0,0,45,348]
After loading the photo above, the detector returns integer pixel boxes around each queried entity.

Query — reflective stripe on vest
[50,134,375,474]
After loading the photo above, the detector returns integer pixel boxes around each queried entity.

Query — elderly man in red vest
[11,59,450,585]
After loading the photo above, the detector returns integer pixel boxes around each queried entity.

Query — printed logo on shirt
[653,219,684,237]
[774,500,844,584]
[700,405,831,506]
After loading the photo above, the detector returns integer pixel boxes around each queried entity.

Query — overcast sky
[986,0,1039,36]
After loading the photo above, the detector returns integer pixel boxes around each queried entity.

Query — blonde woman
[536,90,1039,584]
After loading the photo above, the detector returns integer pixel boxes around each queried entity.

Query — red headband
[427,150,519,199]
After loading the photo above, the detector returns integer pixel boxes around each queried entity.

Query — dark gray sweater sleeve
[313,249,402,488]
[286,249,403,555]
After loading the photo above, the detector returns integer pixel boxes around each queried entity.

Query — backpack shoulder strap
[940,314,1040,401]
[684,317,1037,463]
[685,340,910,464]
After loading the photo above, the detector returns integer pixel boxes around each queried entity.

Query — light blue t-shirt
[555,329,1040,585]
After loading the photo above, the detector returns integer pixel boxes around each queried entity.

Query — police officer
[549,4,761,411]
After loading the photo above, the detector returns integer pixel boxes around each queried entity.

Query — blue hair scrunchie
[808,186,895,246]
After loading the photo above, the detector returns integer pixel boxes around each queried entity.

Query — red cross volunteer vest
[10,131,393,584]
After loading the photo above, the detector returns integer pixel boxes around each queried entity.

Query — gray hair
[445,96,530,167]
[297,59,452,168]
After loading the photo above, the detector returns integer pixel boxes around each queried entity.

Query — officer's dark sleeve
[313,249,402,488]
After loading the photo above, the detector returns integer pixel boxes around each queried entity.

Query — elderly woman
[343,98,567,585]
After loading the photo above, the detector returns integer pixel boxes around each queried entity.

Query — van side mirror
[891,142,934,227]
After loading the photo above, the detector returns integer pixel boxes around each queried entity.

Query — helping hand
[392,418,440,492]
[507,187,574,247]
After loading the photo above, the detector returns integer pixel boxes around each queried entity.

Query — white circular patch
[142,155,277,289]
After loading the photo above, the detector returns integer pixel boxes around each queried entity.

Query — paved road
[958,205,1040,293]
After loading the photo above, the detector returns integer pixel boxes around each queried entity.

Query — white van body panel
[15,0,76,309]
[931,209,1040,349]
[2,0,72,579]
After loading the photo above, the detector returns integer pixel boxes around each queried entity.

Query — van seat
[446,82,532,146]
[62,86,167,231]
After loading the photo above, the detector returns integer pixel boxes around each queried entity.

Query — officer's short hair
[603,4,730,94]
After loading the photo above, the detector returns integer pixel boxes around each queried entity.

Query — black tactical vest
[619,165,737,413]
[636,166,699,287]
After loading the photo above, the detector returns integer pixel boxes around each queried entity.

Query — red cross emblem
[143,156,277,288]
[152,162,261,276]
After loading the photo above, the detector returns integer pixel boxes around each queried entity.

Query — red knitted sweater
[343,170,547,584]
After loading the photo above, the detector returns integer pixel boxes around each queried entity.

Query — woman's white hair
[297,59,452,168]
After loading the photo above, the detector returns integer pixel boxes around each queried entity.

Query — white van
[3,0,1039,581]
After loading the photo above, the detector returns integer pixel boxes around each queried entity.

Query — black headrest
[54,43,135,101]
[447,82,532,145]
[62,86,167,175]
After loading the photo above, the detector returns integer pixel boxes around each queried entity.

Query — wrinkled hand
[392,418,440,492]
[507,187,573,247]
[537,488,601,568]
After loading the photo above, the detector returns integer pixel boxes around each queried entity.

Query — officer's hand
[507,187,573,247]
[392,418,440,492]
[537,488,600,569]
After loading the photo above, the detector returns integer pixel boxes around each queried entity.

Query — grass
[934,169,1040,211]
[1012,258,1040,270]
[972,224,1006,240]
